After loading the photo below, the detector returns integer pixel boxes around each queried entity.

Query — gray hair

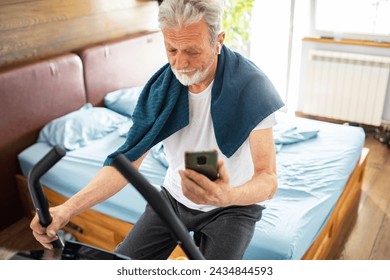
[158,0,224,45]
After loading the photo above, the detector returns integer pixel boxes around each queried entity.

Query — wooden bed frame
[0,31,369,260]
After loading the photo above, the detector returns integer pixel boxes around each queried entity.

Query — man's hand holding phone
[180,150,231,207]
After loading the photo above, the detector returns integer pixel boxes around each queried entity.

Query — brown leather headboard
[79,31,168,106]
[0,53,86,229]
[0,32,168,229]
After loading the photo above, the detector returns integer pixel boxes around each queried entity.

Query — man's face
[162,20,218,89]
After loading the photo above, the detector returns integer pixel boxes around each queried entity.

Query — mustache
[172,68,196,73]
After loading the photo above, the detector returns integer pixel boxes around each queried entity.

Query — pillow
[38,103,129,150]
[150,142,169,168]
[118,119,133,137]
[273,124,319,145]
[104,86,144,117]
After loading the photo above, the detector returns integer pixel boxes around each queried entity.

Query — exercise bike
[25,145,205,260]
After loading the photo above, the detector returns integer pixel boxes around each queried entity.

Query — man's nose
[174,51,189,70]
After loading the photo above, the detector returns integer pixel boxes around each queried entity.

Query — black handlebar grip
[28,145,66,249]
[112,154,206,260]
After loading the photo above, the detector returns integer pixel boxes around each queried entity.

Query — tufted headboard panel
[0,53,86,228]
[79,32,168,106]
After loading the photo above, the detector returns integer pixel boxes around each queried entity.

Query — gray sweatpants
[115,188,264,260]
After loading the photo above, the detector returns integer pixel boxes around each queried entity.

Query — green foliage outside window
[222,0,255,54]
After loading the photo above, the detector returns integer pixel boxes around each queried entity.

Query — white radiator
[299,50,390,126]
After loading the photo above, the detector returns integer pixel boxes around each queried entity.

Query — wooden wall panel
[0,0,160,70]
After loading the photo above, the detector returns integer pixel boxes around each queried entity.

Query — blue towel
[104,45,284,165]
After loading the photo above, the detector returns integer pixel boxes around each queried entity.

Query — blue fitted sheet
[244,115,365,259]
[18,115,365,260]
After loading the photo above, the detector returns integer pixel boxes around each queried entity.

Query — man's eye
[186,51,199,56]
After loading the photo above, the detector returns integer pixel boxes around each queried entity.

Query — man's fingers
[32,230,57,250]
[30,215,46,234]
[46,229,57,239]
[217,160,229,182]
[30,212,60,249]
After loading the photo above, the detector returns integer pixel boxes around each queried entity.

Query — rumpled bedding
[17,110,365,260]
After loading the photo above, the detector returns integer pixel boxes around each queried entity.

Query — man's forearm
[62,166,129,218]
[227,172,278,206]
[63,152,149,218]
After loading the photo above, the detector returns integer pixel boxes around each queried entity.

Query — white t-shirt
[162,81,276,211]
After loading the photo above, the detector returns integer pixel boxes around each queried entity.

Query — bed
[0,31,369,260]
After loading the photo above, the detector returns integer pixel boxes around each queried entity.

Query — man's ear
[217,32,225,54]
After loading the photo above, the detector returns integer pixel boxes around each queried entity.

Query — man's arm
[59,151,149,218]
[226,128,278,205]
[180,128,277,207]
[61,166,129,217]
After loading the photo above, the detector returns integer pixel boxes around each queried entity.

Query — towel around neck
[104,45,284,165]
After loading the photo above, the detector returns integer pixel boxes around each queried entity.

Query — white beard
[171,59,214,86]
[172,69,205,86]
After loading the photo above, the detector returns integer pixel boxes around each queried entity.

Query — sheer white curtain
[249,0,311,112]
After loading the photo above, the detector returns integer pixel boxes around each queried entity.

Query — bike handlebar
[28,145,66,249]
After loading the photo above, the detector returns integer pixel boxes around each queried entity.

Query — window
[312,0,390,42]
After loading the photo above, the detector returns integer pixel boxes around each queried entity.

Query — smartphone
[184,150,218,181]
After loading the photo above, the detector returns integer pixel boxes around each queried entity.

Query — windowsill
[303,37,390,48]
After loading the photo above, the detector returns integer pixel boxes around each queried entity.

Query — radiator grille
[299,50,390,126]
